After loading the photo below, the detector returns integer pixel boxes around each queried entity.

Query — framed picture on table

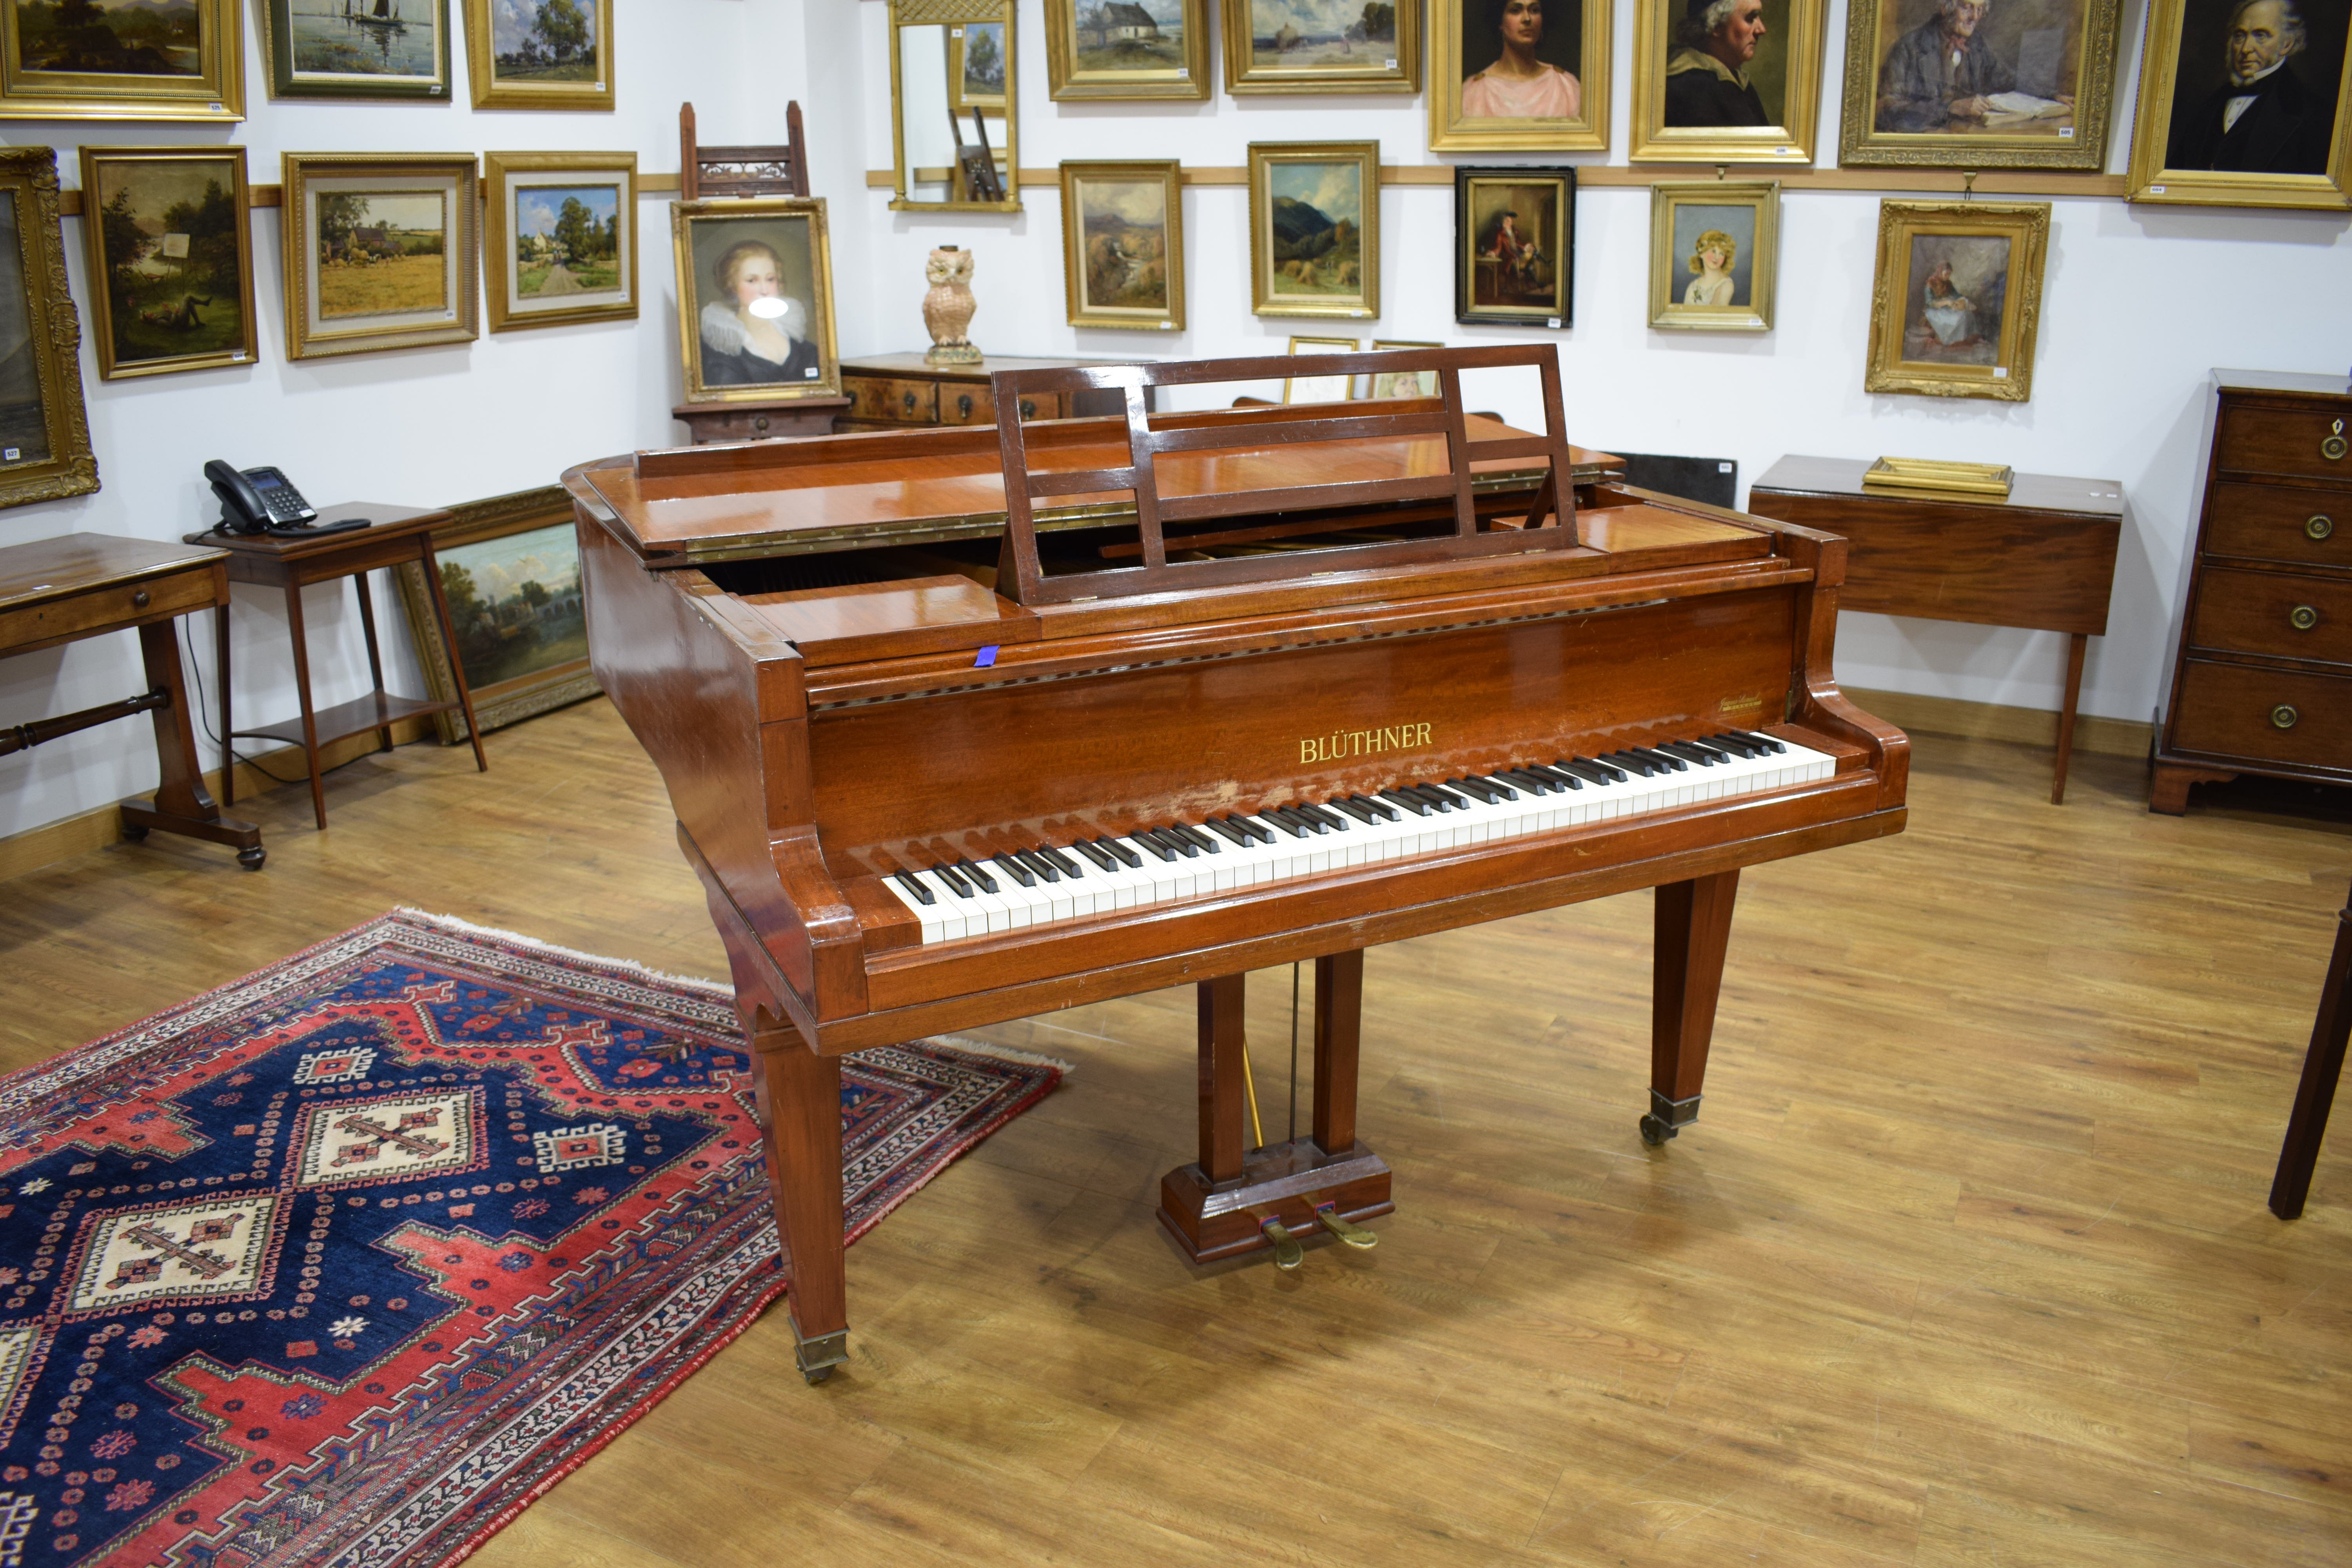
[1283,334,1357,403]
[1838,0,2125,169]
[1428,0,1610,151]
[1864,198,2049,401]
[1368,339,1442,397]
[1628,0,1828,162]
[2125,0,2352,207]
[1453,165,1575,326]
[672,197,840,405]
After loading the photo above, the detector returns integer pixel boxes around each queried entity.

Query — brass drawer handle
[2271,703,2299,729]
[2289,604,2319,631]
[957,393,973,419]
[752,415,770,434]
[2327,419,2348,461]
[2311,515,2336,541]
[1019,398,1037,419]
[902,390,917,414]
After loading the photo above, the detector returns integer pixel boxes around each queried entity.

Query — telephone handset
[203,460,356,536]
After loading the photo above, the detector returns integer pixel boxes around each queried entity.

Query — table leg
[119,617,264,868]
[353,570,394,755]
[746,1017,849,1384]
[284,581,328,830]
[2052,632,2088,806]
[1644,870,1741,1145]
[214,599,234,807]
[418,538,489,774]
[2270,883,2352,1221]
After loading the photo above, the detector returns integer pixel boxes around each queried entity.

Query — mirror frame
[889,0,1022,213]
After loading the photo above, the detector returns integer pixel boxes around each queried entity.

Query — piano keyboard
[877,731,1837,944]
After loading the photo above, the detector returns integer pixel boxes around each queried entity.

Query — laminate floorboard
[3,698,2348,1566]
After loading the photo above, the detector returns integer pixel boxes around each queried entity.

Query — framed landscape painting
[0,0,242,120]
[463,0,611,110]
[259,0,451,100]
[1429,0,1610,151]
[2127,0,2352,208]
[1453,165,1574,326]
[77,144,258,378]
[672,197,840,405]
[484,151,636,332]
[1059,160,1185,331]
[1247,140,1379,321]
[1864,198,2048,401]
[1839,0,2124,169]
[1045,0,1209,98]
[281,152,480,360]
[948,16,1009,109]
[0,149,97,509]
[1223,0,1420,94]
[1628,0,1828,162]
[1647,178,1778,331]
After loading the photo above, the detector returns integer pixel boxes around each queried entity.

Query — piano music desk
[1749,456,2123,804]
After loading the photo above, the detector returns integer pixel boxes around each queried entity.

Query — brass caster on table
[1314,1204,1378,1249]
[1259,1216,1305,1270]
[802,1365,833,1386]
[792,1323,848,1385]
[1639,1090,1702,1147]
[237,845,267,869]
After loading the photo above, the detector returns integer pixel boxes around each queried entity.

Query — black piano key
[1263,808,1314,836]
[1682,736,1738,760]
[1702,732,1762,759]
[1415,783,1469,811]
[1569,755,1628,783]
[1016,848,1062,882]
[1492,768,1550,794]
[1628,746,1688,772]
[957,859,999,892]
[1723,727,1785,754]
[1292,802,1347,831]
[1528,764,1589,791]
[1226,814,1276,844]
[1352,795,1399,822]
[1475,774,1522,800]
[1040,844,1085,876]
[1598,751,1664,777]
[992,852,1037,886]
[1072,839,1118,871]
[1377,788,1432,817]
[1656,740,1723,767]
[1131,831,1176,861]
[1171,823,1223,853]
[1508,766,1576,793]
[1271,806,1327,835]
[1328,797,1381,824]
[1148,826,1200,858]
[931,862,975,897]
[1098,835,1143,867]
[893,870,936,906]
[1446,776,1499,804]
[1203,817,1252,846]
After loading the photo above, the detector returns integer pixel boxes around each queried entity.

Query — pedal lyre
[1313,1203,1378,1249]
[1258,1216,1305,1270]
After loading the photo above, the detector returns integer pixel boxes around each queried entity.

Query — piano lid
[579,404,1623,567]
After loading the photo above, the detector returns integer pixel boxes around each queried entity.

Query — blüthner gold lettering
[1299,722,1434,764]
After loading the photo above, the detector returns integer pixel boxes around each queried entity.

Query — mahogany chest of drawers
[836,352,1148,433]
[2152,370,2352,814]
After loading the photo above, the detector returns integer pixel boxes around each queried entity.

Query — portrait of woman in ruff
[1463,0,1583,115]
[699,240,817,387]
[672,198,840,405]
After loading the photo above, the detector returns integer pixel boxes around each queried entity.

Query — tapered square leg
[745,1012,848,1382]
[1644,870,1740,1145]
[2271,886,2352,1221]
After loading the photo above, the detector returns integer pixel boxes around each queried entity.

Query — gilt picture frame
[1223,0,1420,94]
[258,0,453,102]
[1864,198,2048,401]
[1045,0,1209,98]
[1453,164,1575,327]
[484,151,637,332]
[0,148,97,509]
[1368,338,1443,397]
[281,151,480,361]
[1428,0,1610,151]
[0,0,243,120]
[1648,179,1779,332]
[672,196,840,406]
[2125,0,2352,208]
[1629,0,1828,162]
[1283,334,1357,402]
[1839,0,2125,169]
[76,144,259,379]
[1059,160,1185,332]
[947,15,1009,109]
[1247,140,1379,321]
[462,0,612,111]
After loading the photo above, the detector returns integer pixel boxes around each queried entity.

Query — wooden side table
[193,503,487,829]
[672,396,850,445]
[1749,456,2125,804]
[0,533,263,867]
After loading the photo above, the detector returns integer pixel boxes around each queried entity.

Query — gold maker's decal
[1301,722,1432,764]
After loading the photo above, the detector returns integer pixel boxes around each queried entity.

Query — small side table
[0,533,263,867]
[1749,457,2125,804]
[194,503,487,830]
[672,396,850,445]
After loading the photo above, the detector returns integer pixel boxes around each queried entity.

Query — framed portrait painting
[0,149,96,509]
[462,0,612,110]
[1045,0,1209,98]
[1223,0,1420,94]
[76,144,259,379]
[484,151,637,332]
[1647,179,1779,331]
[259,0,452,101]
[1429,0,1610,150]
[1839,0,2124,168]
[0,0,241,120]
[1629,0,1828,162]
[1247,141,1379,321]
[280,152,481,361]
[1368,338,1443,398]
[672,197,840,405]
[1283,334,1357,403]
[1864,199,2049,401]
[1453,165,1574,327]
[2127,0,2352,207]
[1059,160,1185,332]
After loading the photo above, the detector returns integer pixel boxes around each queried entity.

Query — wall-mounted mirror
[889,0,1020,213]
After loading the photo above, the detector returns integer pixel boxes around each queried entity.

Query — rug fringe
[932,1034,1078,1074]
[392,907,730,995]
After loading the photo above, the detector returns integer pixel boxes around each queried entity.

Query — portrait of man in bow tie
[2165,0,2343,172]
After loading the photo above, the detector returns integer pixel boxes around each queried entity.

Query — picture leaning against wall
[0,148,96,508]
[2127,0,2352,206]
[673,198,840,405]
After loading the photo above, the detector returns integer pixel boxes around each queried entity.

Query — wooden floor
[5,700,2350,1566]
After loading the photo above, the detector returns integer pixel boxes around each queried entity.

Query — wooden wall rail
[876,164,2131,199]
[55,171,686,219]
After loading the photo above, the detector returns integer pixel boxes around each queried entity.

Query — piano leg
[1157,960,1393,1265]
[745,1014,851,1384]
[1643,870,1741,1146]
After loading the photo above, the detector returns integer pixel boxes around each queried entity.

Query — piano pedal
[1258,1216,1306,1269]
[1313,1203,1378,1249]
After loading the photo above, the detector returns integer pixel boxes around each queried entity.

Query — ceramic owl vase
[922,245,982,366]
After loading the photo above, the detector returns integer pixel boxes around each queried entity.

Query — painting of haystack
[1267,159,1363,296]
[1078,178,1169,313]
[316,189,447,319]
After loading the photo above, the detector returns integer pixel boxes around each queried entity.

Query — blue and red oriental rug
[0,911,1064,1568]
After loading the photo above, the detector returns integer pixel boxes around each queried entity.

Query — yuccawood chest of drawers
[2152,370,2352,814]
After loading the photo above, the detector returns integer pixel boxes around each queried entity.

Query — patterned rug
[0,910,1064,1568]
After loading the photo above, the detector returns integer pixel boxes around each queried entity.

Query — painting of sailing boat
[263,0,450,97]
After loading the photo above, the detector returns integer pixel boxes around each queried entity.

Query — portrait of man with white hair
[1664,0,1775,124]
[2166,0,2340,172]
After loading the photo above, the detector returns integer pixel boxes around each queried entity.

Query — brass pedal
[1258,1216,1305,1270]
[1313,1204,1378,1249]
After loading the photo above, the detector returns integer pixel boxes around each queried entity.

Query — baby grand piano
[566,345,1908,1383]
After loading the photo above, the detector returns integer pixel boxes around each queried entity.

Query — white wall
[843,0,2352,740]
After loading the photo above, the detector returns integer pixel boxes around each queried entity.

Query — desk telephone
[203,461,365,537]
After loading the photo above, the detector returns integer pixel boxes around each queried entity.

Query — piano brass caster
[1639,1089,1704,1146]
[792,1324,849,1385]
[1314,1203,1379,1249]
[1258,1216,1306,1270]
